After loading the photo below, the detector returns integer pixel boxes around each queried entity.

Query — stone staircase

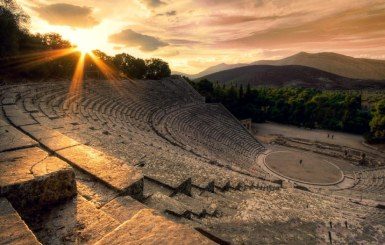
[0,198,40,244]
[0,106,213,244]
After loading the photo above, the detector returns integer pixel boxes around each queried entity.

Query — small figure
[327,134,329,138]
[332,135,334,139]
[299,159,303,165]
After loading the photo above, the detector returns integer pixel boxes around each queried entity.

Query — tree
[39,33,71,49]
[368,99,385,142]
[239,84,244,99]
[145,58,171,80]
[113,53,146,79]
[0,0,30,56]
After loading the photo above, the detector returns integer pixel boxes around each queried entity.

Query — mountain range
[199,65,385,90]
[174,52,385,81]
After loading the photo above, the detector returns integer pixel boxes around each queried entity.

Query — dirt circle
[265,151,344,185]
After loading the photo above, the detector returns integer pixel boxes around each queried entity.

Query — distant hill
[253,52,385,80]
[178,52,385,81]
[173,63,247,79]
[199,65,385,90]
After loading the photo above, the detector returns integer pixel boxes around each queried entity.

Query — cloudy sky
[18,0,385,73]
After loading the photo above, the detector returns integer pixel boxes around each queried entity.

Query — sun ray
[0,48,78,71]
[87,52,129,94]
[69,52,86,95]
[88,52,120,81]
[88,52,136,82]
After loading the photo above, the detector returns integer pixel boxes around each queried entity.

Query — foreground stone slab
[21,124,61,138]
[0,198,40,245]
[29,195,120,244]
[3,105,37,126]
[75,169,119,208]
[101,196,147,223]
[0,125,38,152]
[21,124,80,151]
[0,147,76,208]
[57,145,143,196]
[95,209,214,245]
[7,113,37,127]
[40,134,80,151]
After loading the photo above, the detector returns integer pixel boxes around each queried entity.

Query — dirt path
[254,122,379,154]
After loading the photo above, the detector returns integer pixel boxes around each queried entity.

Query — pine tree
[239,84,244,99]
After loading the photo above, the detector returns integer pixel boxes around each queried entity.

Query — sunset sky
[18,0,385,74]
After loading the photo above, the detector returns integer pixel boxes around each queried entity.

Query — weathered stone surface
[40,134,80,151]
[30,195,120,244]
[0,125,38,152]
[101,196,147,223]
[1,93,18,105]
[23,97,39,113]
[0,120,9,127]
[21,124,60,138]
[57,145,143,196]
[95,209,214,245]
[0,147,76,208]
[0,198,40,245]
[22,124,82,152]
[75,169,119,208]
[8,114,37,127]
[144,192,190,217]
[3,105,37,126]
[21,125,78,152]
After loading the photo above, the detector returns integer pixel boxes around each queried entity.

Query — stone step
[22,124,80,151]
[143,178,174,197]
[145,175,192,196]
[56,144,143,198]
[75,168,120,208]
[25,195,121,244]
[0,125,38,153]
[95,208,214,245]
[174,193,217,217]
[3,105,37,127]
[20,123,144,198]
[100,196,147,223]
[144,192,191,218]
[0,198,40,244]
[0,147,76,209]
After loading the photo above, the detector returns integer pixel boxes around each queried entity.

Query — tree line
[0,0,171,80]
[188,78,385,143]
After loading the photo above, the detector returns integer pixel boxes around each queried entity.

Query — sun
[64,29,101,54]
[76,41,93,54]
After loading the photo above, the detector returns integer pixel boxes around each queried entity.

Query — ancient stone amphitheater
[0,77,385,244]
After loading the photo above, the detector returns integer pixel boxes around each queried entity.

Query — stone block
[57,145,143,196]
[8,114,37,127]
[95,209,214,245]
[75,169,119,208]
[0,126,38,152]
[30,195,120,244]
[3,105,37,126]
[0,147,76,208]
[101,196,147,223]
[0,198,40,244]
[40,134,80,151]
[23,97,39,113]
[144,192,190,218]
